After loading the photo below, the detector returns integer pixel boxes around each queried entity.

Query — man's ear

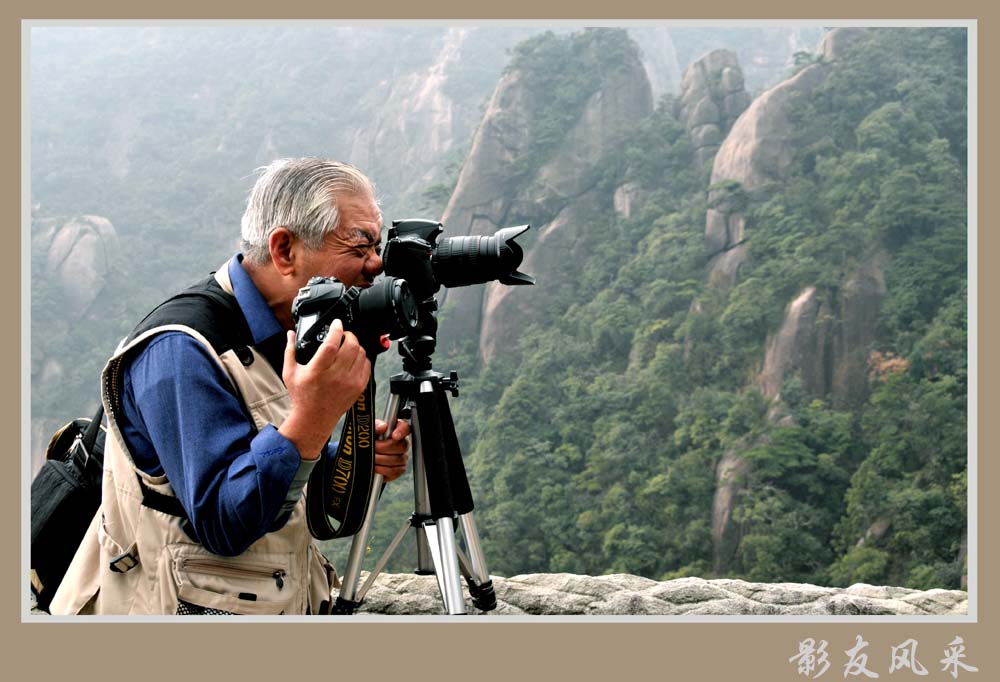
[268,227,296,276]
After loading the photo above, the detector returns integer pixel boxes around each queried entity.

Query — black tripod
[332,335,497,615]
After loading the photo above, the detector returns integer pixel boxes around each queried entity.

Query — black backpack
[30,404,105,613]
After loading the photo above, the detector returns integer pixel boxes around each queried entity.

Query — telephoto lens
[292,276,420,364]
[383,219,535,295]
[433,225,535,288]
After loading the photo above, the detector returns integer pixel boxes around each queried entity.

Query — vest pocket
[245,391,292,433]
[307,544,340,614]
[168,546,297,615]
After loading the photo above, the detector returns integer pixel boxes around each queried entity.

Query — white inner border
[22,18,978,624]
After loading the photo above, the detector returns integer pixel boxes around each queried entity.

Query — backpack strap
[73,404,106,472]
[81,403,104,450]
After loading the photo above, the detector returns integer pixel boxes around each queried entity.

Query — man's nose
[366,252,383,276]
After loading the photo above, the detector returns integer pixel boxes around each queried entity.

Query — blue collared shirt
[121,255,321,556]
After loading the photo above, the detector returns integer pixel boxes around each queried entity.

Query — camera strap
[305,374,377,540]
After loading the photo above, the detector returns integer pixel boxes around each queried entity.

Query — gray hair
[240,158,378,265]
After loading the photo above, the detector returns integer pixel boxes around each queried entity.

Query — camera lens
[433,225,533,288]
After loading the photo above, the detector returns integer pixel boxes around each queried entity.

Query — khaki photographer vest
[49,266,338,616]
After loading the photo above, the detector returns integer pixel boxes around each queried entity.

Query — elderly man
[52,158,410,615]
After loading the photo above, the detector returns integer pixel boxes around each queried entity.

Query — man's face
[300,193,383,288]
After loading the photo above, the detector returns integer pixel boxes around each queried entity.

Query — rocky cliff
[705,60,826,287]
[628,27,683,102]
[674,49,752,168]
[348,28,486,211]
[702,29,895,573]
[706,28,868,286]
[759,253,889,409]
[436,33,654,362]
[34,214,118,313]
[29,26,828,462]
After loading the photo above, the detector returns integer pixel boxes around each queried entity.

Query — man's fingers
[375,452,409,482]
[375,438,409,456]
[392,419,411,441]
[343,334,367,373]
[284,330,298,370]
[375,419,410,441]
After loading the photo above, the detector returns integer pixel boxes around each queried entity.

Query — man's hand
[375,418,410,482]
[280,319,371,460]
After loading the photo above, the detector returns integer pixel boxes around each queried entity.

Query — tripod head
[396,333,438,375]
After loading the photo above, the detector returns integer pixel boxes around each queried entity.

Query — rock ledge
[357,573,968,616]
[31,573,966,616]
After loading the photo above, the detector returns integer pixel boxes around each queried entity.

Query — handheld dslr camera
[291,219,534,364]
[291,275,421,364]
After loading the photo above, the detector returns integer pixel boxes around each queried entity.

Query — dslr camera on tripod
[292,219,533,363]
[290,219,534,615]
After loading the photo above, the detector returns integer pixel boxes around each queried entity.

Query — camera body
[292,276,420,364]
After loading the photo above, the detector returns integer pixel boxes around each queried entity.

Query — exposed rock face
[760,286,832,400]
[36,214,118,313]
[831,254,888,408]
[31,214,118,471]
[859,518,892,547]
[356,573,968,616]
[711,446,752,573]
[705,63,827,285]
[705,28,869,286]
[348,28,473,207]
[759,253,887,408]
[437,38,654,362]
[613,181,643,219]
[820,27,869,62]
[709,63,826,193]
[709,254,887,570]
[674,50,752,168]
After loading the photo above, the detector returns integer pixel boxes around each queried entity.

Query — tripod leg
[458,513,489,583]
[410,402,435,575]
[334,393,403,614]
[419,521,447,608]
[355,514,413,602]
[458,512,497,611]
[333,472,384,613]
[432,515,466,614]
[431,387,496,611]
[411,384,467,614]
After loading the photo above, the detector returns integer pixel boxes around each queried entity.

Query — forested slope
[421,27,968,590]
